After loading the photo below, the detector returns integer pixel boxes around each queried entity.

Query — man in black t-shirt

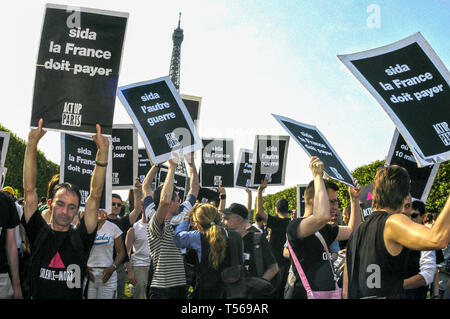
[285,156,361,299]
[22,119,109,299]
[0,191,22,298]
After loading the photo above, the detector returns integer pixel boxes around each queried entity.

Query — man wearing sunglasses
[397,200,437,299]
[106,178,154,299]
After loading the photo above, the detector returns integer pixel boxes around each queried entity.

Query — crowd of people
[1,119,450,300]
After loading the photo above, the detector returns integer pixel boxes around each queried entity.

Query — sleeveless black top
[346,211,408,298]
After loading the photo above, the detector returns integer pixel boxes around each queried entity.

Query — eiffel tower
[169,13,187,175]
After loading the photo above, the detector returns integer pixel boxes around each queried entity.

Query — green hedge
[1,124,59,198]
[262,159,450,216]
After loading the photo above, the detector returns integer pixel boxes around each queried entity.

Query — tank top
[347,211,408,298]
[130,220,151,267]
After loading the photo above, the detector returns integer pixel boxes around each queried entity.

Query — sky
[1,0,449,207]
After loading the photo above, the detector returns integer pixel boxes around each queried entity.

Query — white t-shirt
[88,220,122,268]
[130,220,151,267]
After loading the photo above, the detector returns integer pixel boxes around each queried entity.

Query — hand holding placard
[309,156,325,179]
[349,179,362,200]
[258,178,268,193]
[184,152,196,166]
[169,152,180,168]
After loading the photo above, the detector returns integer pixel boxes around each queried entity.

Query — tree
[0,124,59,198]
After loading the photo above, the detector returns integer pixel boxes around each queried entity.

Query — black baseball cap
[276,198,292,213]
[221,203,248,220]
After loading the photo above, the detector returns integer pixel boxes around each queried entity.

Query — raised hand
[349,178,362,201]
[258,177,268,193]
[169,152,180,167]
[28,118,47,145]
[309,156,324,178]
[134,177,142,190]
[217,181,226,194]
[184,152,195,166]
[91,124,109,152]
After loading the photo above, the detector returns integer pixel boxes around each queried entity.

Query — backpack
[221,229,248,299]
[248,231,277,298]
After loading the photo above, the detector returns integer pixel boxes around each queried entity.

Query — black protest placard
[359,184,374,221]
[386,130,440,202]
[158,167,188,201]
[250,135,289,186]
[234,149,257,190]
[0,132,10,169]
[201,138,234,188]
[118,77,203,164]
[112,125,138,190]
[60,133,112,211]
[138,148,152,184]
[296,184,308,217]
[338,33,450,167]
[31,4,128,136]
[273,114,354,187]
[181,94,202,130]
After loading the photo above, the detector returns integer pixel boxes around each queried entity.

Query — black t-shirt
[0,192,20,273]
[267,215,290,266]
[24,211,96,299]
[243,226,277,277]
[287,217,339,298]
[107,216,131,264]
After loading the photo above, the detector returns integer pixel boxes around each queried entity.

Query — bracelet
[95,160,108,167]
[111,263,117,270]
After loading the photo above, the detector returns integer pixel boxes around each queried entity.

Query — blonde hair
[192,204,227,270]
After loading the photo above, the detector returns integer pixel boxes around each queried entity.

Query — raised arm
[296,156,330,239]
[128,178,143,225]
[155,157,178,225]
[142,164,160,198]
[23,118,46,223]
[84,124,109,234]
[185,152,200,198]
[256,178,269,222]
[336,179,362,241]
[385,194,450,254]
[218,182,226,210]
[245,188,252,216]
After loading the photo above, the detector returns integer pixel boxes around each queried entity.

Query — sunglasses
[112,202,123,207]
[411,213,419,219]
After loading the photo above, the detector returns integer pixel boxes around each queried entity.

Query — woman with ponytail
[174,203,243,298]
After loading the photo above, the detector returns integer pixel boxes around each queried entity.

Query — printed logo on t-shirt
[48,252,65,268]
[37,251,82,288]
[94,233,111,245]
[39,263,81,289]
